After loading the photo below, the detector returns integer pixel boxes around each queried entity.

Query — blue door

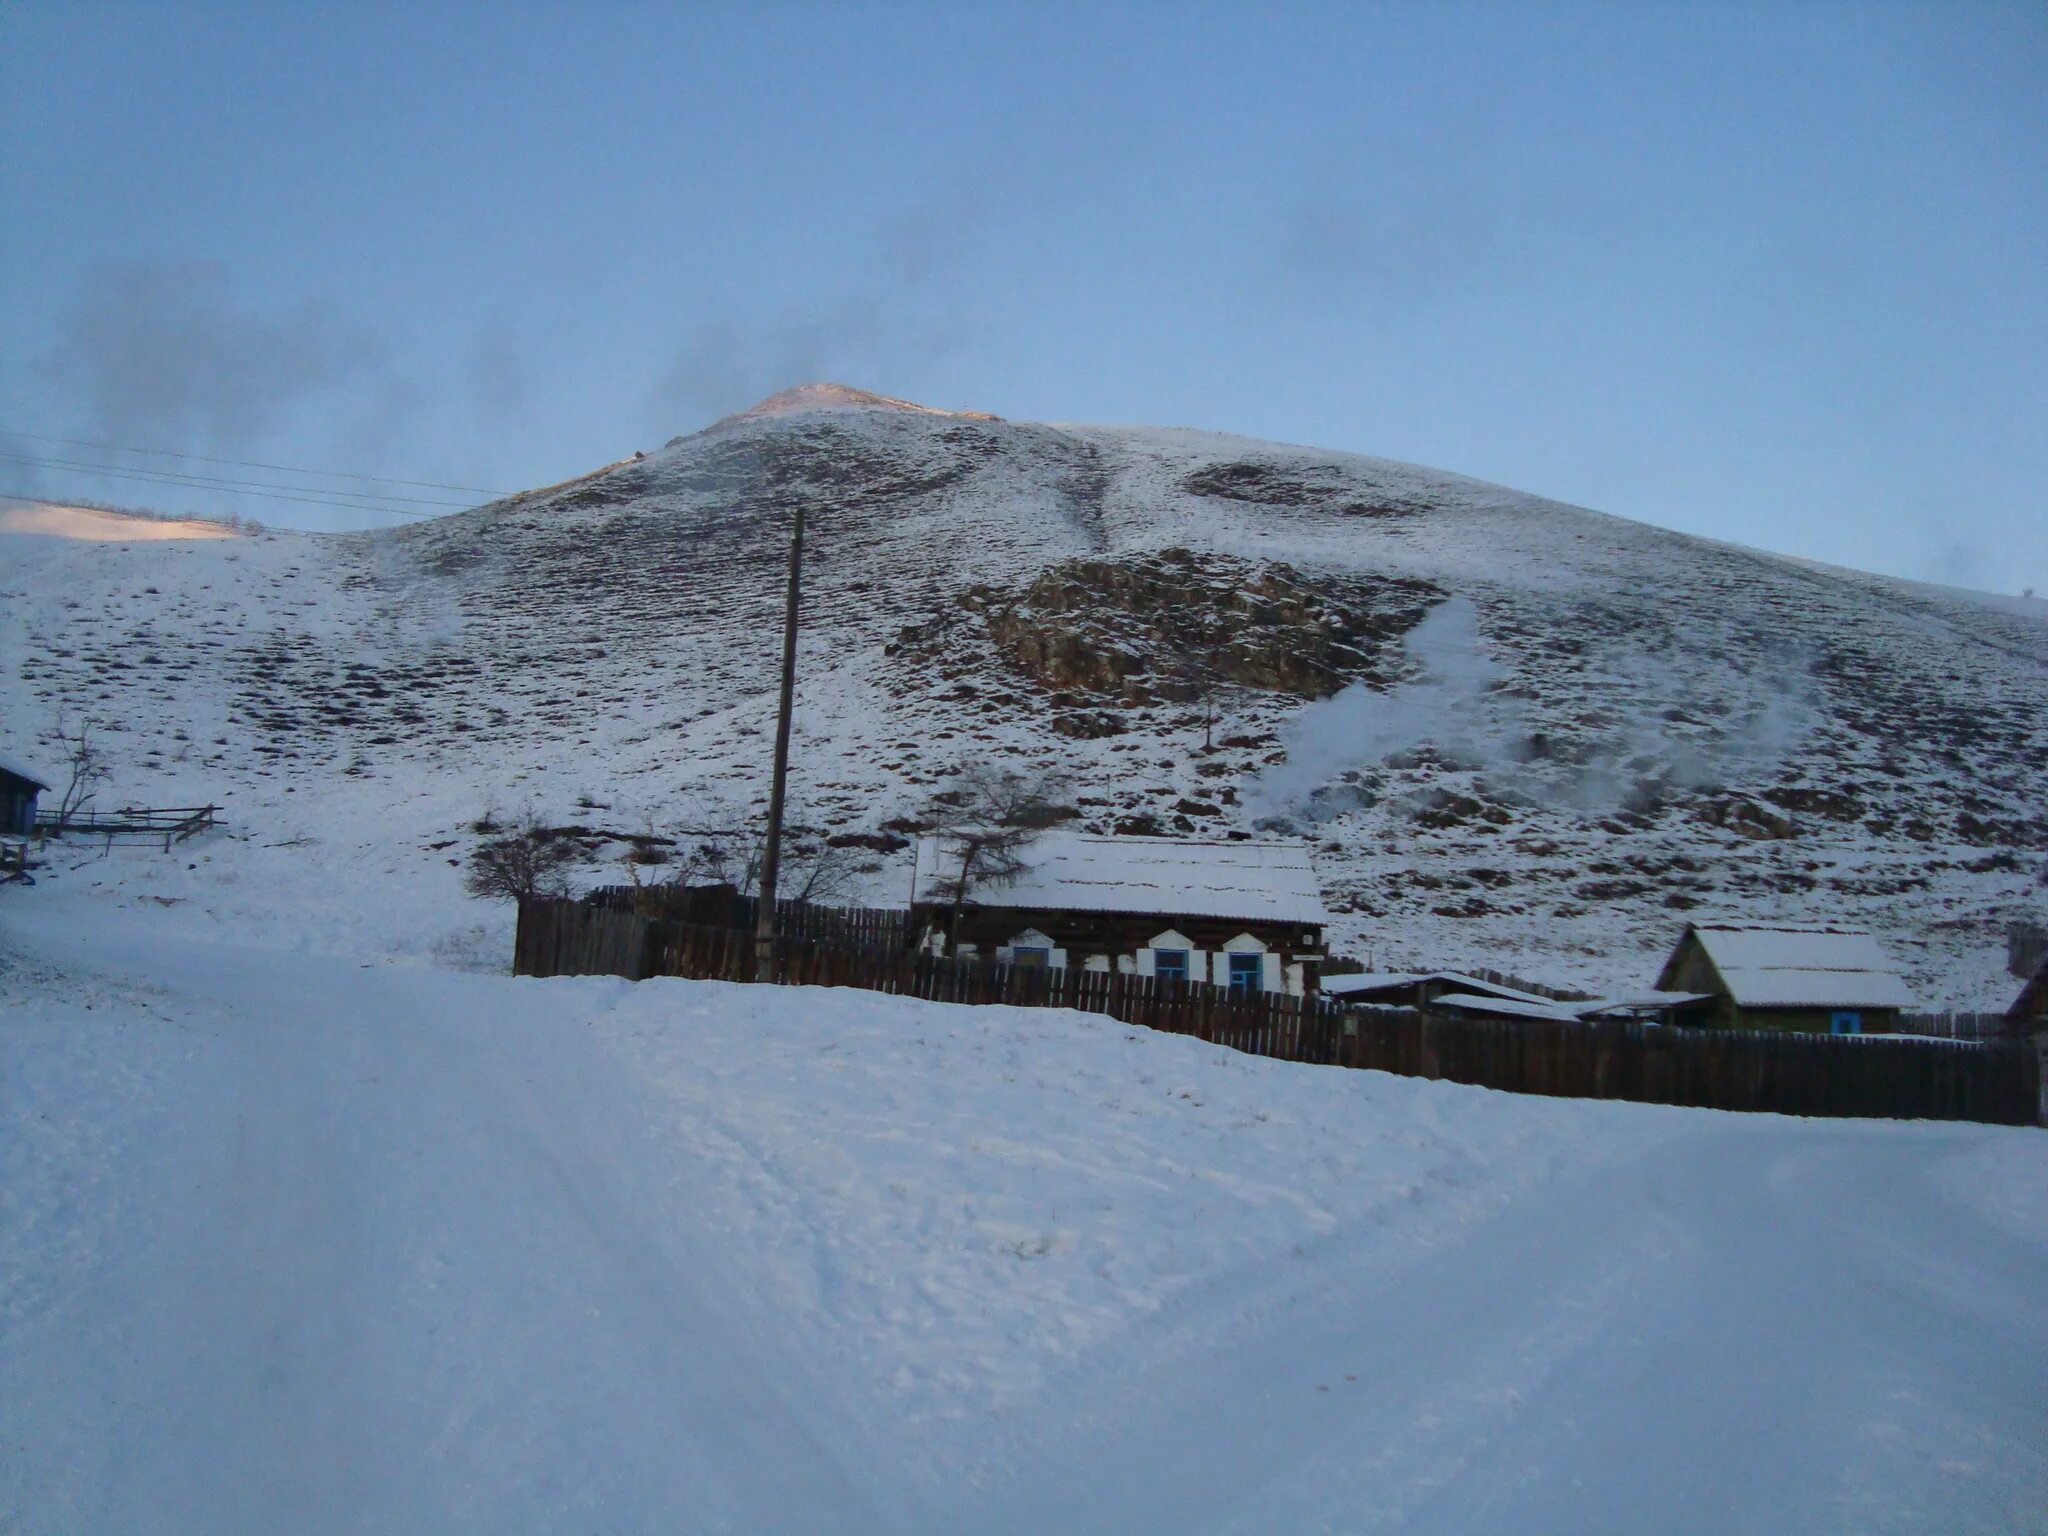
[1830,1011,1862,1035]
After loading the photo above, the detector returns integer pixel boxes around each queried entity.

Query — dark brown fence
[582,883,910,951]
[514,897,2041,1127]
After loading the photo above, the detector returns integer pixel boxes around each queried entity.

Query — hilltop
[3,387,2044,1002]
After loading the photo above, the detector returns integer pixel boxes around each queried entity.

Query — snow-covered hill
[3,385,2045,1002]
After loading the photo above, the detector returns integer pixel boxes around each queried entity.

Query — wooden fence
[35,804,220,852]
[1884,1012,2013,1041]
[583,883,910,950]
[514,896,2041,1127]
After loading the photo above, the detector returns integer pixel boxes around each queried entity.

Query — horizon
[2,2,2043,593]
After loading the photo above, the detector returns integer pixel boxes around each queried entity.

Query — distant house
[910,831,1329,996]
[0,754,48,837]
[1652,922,1913,1033]
[2008,955,2048,1031]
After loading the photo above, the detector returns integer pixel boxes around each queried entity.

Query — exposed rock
[975,548,1439,705]
[1182,461,1417,518]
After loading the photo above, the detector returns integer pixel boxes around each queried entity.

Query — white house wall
[944,925,1307,997]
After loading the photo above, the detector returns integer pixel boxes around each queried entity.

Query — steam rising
[1250,596,1510,818]
[1251,595,1823,825]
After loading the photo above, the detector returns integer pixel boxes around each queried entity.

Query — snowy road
[971,1129,2048,1535]
[5,904,2045,1534]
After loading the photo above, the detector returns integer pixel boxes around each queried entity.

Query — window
[1154,949,1189,983]
[1011,946,1051,969]
[1830,1011,1862,1035]
[1229,952,1262,995]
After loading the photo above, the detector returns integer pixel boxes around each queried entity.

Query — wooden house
[910,831,1329,996]
[1652,922,1912,1033]
[0,754,48,837]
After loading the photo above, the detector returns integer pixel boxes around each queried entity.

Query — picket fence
[513,896,2041,1128]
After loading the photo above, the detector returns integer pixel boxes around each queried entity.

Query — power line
[0,458,453,520]
[0,427,512,496]
[0,450,478,508]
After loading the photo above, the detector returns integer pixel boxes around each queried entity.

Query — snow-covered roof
[1673,923,1914,1011]
[1575,991,1715,1019]
[1321,971,1558,1006]
[0,751,49,790]
[911,831,1329,926]
[1431,992,1585,1023]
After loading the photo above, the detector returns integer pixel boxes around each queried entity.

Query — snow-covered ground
[6,887,2045,1534]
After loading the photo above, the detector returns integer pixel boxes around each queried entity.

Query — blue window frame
[1228,952,1262,995]
[1830,1011,1862,1035]
[1153,949,1189,982]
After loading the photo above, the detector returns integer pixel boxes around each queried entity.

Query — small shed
[1322,971,1564,1013]
[1652,922,1913,1033]
[0,753,48,837]
[1575,990,1717,1026]
[1429,991,1586,1024]
[911,831,1329,995]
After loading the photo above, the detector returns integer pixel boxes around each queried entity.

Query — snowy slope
[3,386,2045,1003]
[4,896,2045,1534]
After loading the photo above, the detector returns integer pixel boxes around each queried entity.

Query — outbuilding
[0,753,48,837]
[1652,922,1913,1033]
[2008,954,2048,1031]
[1322,970,1568,1013]
[910,831,1329,995]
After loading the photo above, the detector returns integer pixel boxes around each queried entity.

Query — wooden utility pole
[755,502,805,982]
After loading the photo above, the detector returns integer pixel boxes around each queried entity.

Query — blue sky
[3,2,2043,591]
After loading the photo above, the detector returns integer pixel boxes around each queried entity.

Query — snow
[0,501,240,541]
[1430,990,1587,1022]
[0,752,50,790]
[1679,922,1917,1010]
[4,890,2046,1533]
[1322,969,1560,1004]
[911,830,1330,926]
[1577,989,1718,1019]
[2,388,2044,1529]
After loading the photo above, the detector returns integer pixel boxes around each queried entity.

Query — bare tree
[463,812,588,903]
[50,717,112,833]
[671,812,857,906]
[785,839,858,904]
[1168,616,1234,753]
[921,765,1073,950]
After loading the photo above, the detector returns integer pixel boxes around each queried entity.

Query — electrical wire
[0,427,511,496]
[0,450,478,508]
[0,460,455,519]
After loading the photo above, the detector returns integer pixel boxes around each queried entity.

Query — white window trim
[1002,928,1066,969]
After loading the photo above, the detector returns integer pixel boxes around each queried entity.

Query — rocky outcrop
[971,548,1440,704]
